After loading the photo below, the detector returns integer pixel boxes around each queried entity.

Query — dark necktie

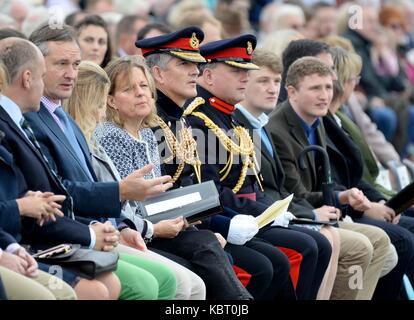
[20,118,75,220]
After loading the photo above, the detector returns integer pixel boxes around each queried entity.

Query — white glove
[227,215,259,245]
[271,211,296,228]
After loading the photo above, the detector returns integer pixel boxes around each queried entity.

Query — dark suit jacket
[267,100,334,208]
[184,86,276,236]
[153,90,195,188]
[323,113,385,204]
[0,107,91,247]
[0,143,23,248]
[233,108,314,219]
[267,101,385,218]
[24,103,121,218]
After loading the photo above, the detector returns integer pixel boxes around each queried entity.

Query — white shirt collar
[333,113,342,127]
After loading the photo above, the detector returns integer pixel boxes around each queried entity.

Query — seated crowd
[1,0,414,300]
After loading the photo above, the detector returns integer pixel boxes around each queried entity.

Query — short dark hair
[29,23,78,56]
[136,23,172,41]
[64,11,89,26]
[282,39,330,81]
[0,28,27,41]
[75,15,113,68]
[117,15,148,36]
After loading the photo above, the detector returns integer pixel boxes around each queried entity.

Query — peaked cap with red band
[200,34,259,70]
[135,26,206,63]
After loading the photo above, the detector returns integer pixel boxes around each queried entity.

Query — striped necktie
[20,118,75,220]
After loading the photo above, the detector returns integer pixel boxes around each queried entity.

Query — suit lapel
[38,104,75,153]
[38,104,93,177]
[0,106,47,166]
[263,126,286,186]
[283,102,317,181]
[233,109,283,188]
[70,117,91,162]
[0,145,12,166]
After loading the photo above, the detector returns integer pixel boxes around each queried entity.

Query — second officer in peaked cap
[135,26,206,63]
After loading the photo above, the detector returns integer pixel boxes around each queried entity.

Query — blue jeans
[368,106,397,141]
[401,105,414,158]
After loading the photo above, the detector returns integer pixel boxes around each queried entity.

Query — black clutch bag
[289,218,338,226]
[33,244,119,280]
[385,181,414,215]
[139,180,223,223]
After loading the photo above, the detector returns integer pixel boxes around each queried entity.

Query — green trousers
[115,253,176,300]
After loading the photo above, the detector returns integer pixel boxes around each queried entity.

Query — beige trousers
[0,266,77,300]
[330,220,390,300]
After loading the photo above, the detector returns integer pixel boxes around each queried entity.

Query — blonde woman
[65,60,206,300]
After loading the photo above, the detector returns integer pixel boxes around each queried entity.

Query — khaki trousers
[330,220,390,300]
[0,266,77,300]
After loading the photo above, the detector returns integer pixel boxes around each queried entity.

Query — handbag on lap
[33,244,119,280]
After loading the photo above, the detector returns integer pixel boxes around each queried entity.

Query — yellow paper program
[255,194,294,229]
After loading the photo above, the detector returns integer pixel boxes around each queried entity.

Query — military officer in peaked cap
[136,26,205,187]
[183,34,332,300]
[138,29,296,300]
[136,27,256,300]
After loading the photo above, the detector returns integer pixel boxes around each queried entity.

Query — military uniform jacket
[153,90,195,188]
[184,86,275,234]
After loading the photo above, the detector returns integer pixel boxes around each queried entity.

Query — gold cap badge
[190,32,199,49]
[246,41,253,55]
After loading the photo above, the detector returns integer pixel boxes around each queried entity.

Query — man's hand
[364,202,396,223]
[15,247,38,278]
[271,211,295,228]
[338,188,371,211]
[153,216,185,239]
[392,213,401,225]
[227,215,258,245]
[314,205,341,221]
[0,251,28,275]
[119,228,147,251]
[119,164,173,201]
[17,191,65,226]
[91,221,120,251]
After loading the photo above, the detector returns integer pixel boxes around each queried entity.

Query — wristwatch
[144,221,154,242]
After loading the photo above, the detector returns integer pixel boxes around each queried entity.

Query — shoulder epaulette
[183,97,205,116]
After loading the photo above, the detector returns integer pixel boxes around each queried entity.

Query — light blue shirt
[0,95,96,249]
[236,104,274,157]
[0,95,27,137]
